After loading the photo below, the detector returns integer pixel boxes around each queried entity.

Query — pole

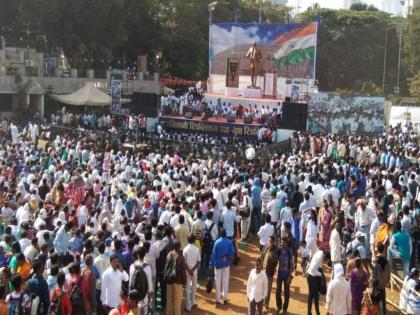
[382,25,388,96]
[397,30,402,93]
[396,23,405,96]
[259,0,262,23]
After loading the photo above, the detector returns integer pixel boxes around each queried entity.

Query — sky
[290,0,404,15]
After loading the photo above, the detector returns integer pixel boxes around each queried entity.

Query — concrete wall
[0,74,161,95]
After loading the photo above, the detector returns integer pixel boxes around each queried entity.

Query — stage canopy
[51,84,112,106]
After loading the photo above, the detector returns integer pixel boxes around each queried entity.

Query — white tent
[51,84,113,106]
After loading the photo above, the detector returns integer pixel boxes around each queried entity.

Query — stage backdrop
[209,23,317,94]
[308,93,385,135]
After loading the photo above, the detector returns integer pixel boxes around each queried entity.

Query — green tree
[408,71,420,102]
[405,7,420,101]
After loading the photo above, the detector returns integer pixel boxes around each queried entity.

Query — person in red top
[81,255,97,315]
[50,272,72,315]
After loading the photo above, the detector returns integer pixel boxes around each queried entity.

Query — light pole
[395,21,407,97]
[382,25,388,96]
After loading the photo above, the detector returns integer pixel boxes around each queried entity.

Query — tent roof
[51,84,112,106]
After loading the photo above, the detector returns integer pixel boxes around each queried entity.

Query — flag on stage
[273,23,317,68]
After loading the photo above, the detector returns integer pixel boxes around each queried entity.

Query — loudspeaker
[184,111,193,119]
[279,102,308,131]
[227,114,236,122]
[243,116,253,124]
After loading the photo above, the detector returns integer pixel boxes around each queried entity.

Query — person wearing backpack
[66,263,85,315]
[26,259,50,315]
[164,240,187,315]
[154,231,168,311]
[201,211,218,275]
[49,272,72,315]
[6,275,31,315]
[81,255,97,315]
[128,246,153,315]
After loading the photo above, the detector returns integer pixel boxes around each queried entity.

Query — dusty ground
[186,240,400,315]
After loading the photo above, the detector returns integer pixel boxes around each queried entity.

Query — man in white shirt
[94,242,110,293]
[355,199,375,256]
[313,179,326,209]
[267,191,280,226]
[257,214,274,250]
[247,257,268,315]
[307,246,324,315]
[101,254,129,312]
[329,224,342,272]
[326,264,351,315]
[183,235,201,311]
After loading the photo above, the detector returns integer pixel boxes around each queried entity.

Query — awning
[51,84,114,106]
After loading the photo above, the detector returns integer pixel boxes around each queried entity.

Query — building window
[0,94,13,111]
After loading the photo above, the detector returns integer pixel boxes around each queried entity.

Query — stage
[202,93,282,110]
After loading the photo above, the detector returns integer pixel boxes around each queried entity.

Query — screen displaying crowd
[0,117,417,315]
[308,93,385,135]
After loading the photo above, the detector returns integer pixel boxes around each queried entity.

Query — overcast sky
[292,0,399,13]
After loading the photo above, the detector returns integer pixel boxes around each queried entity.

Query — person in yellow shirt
[174,215,190,250]
[16,253,31,282]
[127,290,140,315]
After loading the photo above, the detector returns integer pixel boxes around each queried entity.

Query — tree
[298,8,407,95]
[405,7,420,101]
[408,71,420,102]
[350,3,378,11]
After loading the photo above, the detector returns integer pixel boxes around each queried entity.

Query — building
[344,0,361,9]
[0,40,162,120]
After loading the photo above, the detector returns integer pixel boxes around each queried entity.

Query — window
[0,94,13,111]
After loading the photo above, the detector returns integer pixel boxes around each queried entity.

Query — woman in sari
[72,172,85,207]
[350,258,368,315]
[320,197,334,251]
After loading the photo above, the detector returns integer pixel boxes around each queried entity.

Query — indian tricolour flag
[273,23,317,69]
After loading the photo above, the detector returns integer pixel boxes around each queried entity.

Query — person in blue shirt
[251,178,262,234]
[210,229,235,305]
[275,238,294,313]
[26,258,50,315]
[221,201,241,239]
[388,221,412,278]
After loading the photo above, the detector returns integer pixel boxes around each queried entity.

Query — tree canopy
[0,0,417,97]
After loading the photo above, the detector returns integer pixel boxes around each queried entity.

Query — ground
[184,240,400,315]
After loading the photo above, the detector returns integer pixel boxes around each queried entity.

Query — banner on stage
[226,57,240,88]
[209,22,317,94]
[159,117,260,138]
[308,93,385,134]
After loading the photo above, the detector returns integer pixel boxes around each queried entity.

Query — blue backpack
[8,294,24,315]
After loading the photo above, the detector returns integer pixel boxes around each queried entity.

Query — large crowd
[0,118,416,315]
[160,87,282,126]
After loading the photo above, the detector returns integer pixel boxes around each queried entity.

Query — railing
[47,124,292,165]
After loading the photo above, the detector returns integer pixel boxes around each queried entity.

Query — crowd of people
[160,87,282,126]
[0,117,416,315]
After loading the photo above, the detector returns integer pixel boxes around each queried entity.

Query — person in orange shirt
[0,284,7,315]
[50,272,72,315]
[16,254,31,282]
